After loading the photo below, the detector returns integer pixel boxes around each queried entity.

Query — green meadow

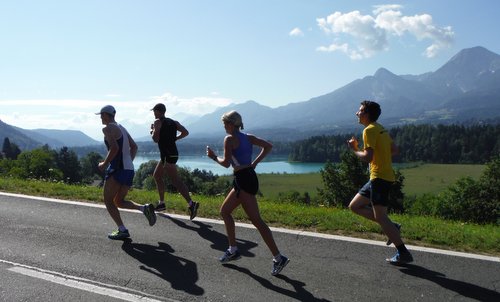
[252,163,486,199]
[399,163,485,196]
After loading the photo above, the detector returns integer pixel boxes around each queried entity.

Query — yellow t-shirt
[363,122,395,182]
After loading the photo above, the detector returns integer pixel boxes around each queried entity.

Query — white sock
[229,246,238,254]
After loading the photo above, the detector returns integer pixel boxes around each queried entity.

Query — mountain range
[185,46,500,140]
[1,46,500,149]
[0,120,99,150]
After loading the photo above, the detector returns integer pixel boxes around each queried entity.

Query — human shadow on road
[121,239,204,296]
[223,263,331,302]
[398,264,500,301]
[160,214,258,258]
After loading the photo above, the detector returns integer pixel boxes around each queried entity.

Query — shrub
[437,156,500,224]
[318,151,405,212]
[133,160,231,196]
[404,193,441,217]
[318,151,368,207]
[134,160,158,188]
[406,156,500,224]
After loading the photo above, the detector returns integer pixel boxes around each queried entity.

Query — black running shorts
[233,167,259,196]
[358,178,393,206]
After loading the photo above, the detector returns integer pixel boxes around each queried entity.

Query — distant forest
[68,124,500,165]
[71,137,295,159]
[288,124,500,164]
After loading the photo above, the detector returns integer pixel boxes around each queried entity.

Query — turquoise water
[134,154,325,175]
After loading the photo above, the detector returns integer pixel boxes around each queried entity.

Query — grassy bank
[229,163,486,199]
[1,175,498,256]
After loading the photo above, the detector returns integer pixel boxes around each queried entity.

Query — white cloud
[316,42,364,60]
[150,92,233,117]
[316,5,454,59]
[372,4,403,16]
[289,27,304,37]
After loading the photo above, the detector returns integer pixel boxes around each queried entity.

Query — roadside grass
[1,175,498,256]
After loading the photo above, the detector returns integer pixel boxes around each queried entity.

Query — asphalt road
[0,192,499,302]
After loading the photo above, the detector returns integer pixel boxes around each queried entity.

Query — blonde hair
[221,110,244,130]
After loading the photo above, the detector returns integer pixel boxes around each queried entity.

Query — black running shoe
[386,251,413,265]
[155,202,166,212]
[272,255,290,276]
[108,229,130,240]
[219,250,241,263]
[144,203,157,226]
[188,201,199,220]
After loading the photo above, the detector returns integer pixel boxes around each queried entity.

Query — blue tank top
[231,132,252,167]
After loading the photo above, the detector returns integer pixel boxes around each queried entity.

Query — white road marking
[1,192,499,263]
[1,259,177,302]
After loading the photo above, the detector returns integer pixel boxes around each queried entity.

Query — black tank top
[158,117,178,154]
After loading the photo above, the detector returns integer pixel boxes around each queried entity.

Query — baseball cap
[96,105,116,116]
[151,103,166,112]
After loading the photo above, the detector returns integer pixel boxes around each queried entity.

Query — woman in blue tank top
[206,110,290,276]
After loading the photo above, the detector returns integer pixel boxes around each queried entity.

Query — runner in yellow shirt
[347,100,413,265]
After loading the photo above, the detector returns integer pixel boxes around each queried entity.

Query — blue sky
[1,0,499,140]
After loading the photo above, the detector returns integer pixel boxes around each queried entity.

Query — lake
[134,154,325,175]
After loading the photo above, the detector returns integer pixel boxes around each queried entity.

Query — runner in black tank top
[150,103,199,219]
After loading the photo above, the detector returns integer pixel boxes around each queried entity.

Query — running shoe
[386,251,413,265]
[155,202,166,212]
[144,203,157,226]
[188,201,199,220]
[108,229,130,240]
[386,223,402,246]
[219,249,241,263]
[272,255,290,276]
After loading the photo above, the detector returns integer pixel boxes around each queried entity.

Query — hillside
[1,120,99,151]
[25,129,100,147]
[0,120,41,150]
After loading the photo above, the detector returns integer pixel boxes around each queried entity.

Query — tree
[318,151,369,207]
[0,158,15,176]
[80,151,104,183]
[133,160,158,188]
[2,137,21,160]
[56,147,82,183]
[13,147,62,180]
